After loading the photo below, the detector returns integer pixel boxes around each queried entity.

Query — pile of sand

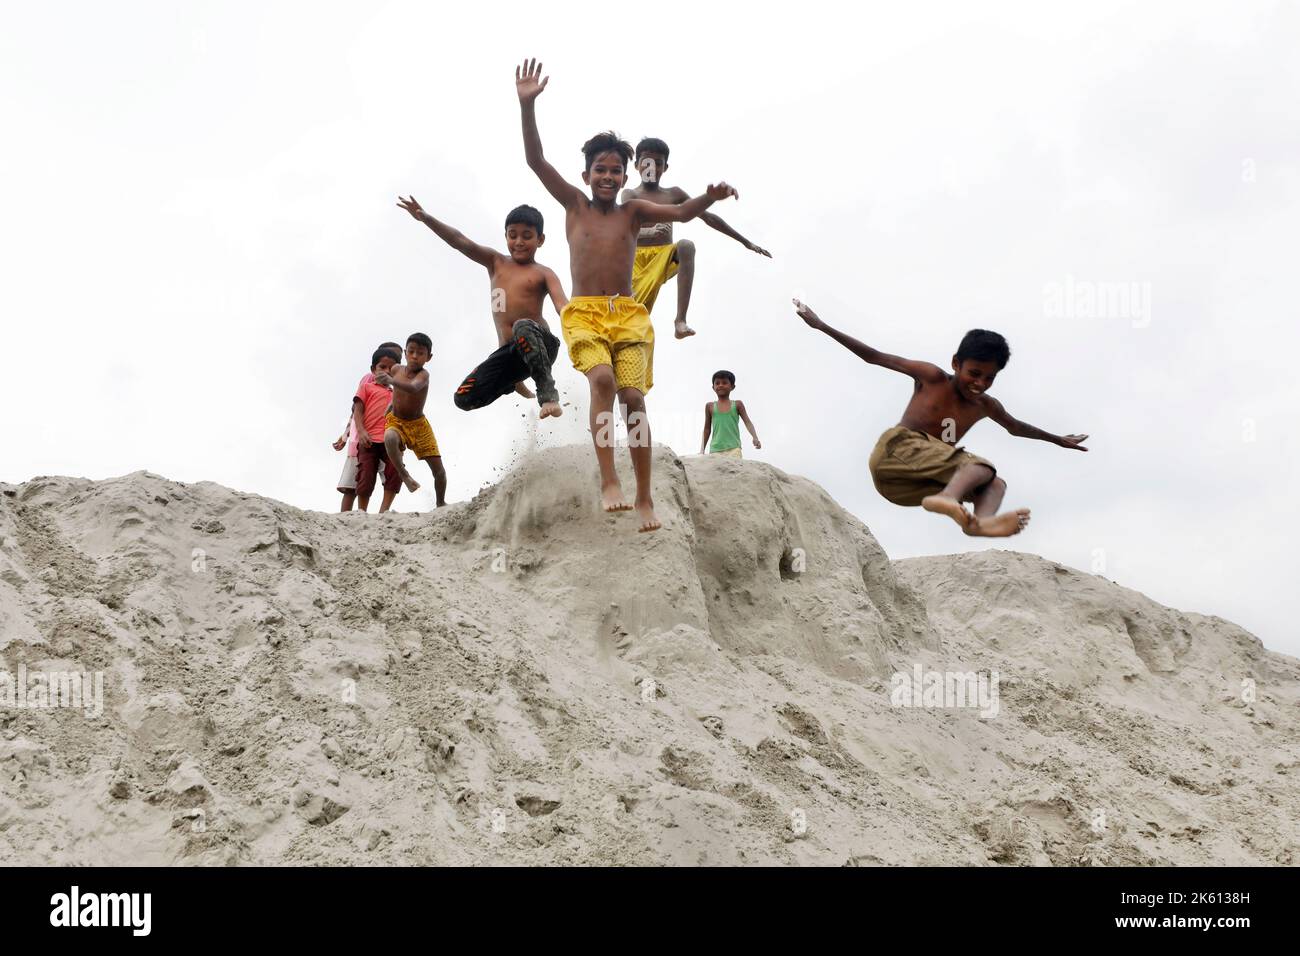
[0,446,1295,865]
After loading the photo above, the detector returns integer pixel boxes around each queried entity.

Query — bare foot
[921,494,972,532]
[674,318,695,339]
[539,401,562,419]
[601,481,632,513]
[967,508,1031,537]
[635,499,662,533]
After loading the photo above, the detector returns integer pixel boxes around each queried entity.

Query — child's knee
[675,239,696,262]
[453,389,474,411]
[587,366,616,396]
[511,318,538,337]
[616,387,645,411]
[991,476,1007,493]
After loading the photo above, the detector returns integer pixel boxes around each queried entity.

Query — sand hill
[0,445,1295,865]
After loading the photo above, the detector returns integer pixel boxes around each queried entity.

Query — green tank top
[710,401,741,452]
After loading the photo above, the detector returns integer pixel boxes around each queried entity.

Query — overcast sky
[2,0,1296,654]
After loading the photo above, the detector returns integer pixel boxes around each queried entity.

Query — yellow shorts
[385,412,440,459]
[561,295,654,394]
[711,446,742,459]
[868,425,994,507]
[632,243,679,313]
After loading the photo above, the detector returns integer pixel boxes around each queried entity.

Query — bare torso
[899,375,991,443]
[565,200,642,297]
[389,365,429,419]
[489,256,553,345]
[626,184,688,247]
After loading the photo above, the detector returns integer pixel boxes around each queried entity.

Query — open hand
[746,241,772,258]
[707,181,738,201]
[397,195,425,220]
[793,298,822,328]
[1060,434,1089,451]
[515,59,549,102]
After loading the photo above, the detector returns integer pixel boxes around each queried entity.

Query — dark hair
[636,137,670,161]
[955,330,1011,369]
[371,346,399,369]
[505,204,544,235]
[582,131,633,172]
[378,341,402,353]
[711,369,736,386]
[406,332,433,354]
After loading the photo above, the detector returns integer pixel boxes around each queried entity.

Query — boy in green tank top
[700,370,761,458]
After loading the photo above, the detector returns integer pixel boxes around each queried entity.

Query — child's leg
[511,319,561,418]
[672,239,696,339]
[587,365,630,512]
[383,429,420,492]
[923,465,1028,537]
[379,488,398,513]
[424,456,447,507]
[971,476,1007,516]
[618,386,660,533]
[340,491,356,512]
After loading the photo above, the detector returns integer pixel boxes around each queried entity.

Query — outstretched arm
[736,400,762,449]
[397,196,496,268]
[374,370,429,397]
[793,299,946,384]
[699,402,713,454]
[699,211,771,257]
[516,59,585,209]
[984,398,1088,450]
[631,182,738,226]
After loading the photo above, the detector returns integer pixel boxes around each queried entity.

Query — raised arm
[630,182,738,226]
[794,299,945,384]
[984,397,1089,450]
[515,59,585,209]
[699,402,713,455]
[698,210,771,257]
[736,400,762,449]
[397,196,496,268]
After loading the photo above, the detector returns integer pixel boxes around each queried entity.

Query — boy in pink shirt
[352,346,403,512]
[333,342,402,511]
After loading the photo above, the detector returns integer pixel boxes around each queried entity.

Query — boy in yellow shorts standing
[623,137,770,339]
[374,332,447,507]
[515,59,739,532]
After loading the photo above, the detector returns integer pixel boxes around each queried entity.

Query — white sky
[2,0,1296,654]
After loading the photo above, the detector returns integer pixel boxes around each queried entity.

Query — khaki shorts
[711,446,742,459]
[868,425,994,506]
[385,412,440,459]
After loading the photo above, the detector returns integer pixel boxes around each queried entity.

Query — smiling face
[582,150,628,202]
[951,358,1000,400]
[505,223,543,263]
[637,151,667,185]
[712,376,733,399]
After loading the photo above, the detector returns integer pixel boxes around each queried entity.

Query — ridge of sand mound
[0,448,1295,865]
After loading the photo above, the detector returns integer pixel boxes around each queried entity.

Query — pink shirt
[353,372,391,445]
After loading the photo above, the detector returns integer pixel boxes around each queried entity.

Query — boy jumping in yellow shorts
[794,299,1089,536]
[374,332,447,507]
[622,137,770,340]
[516,58,739,531]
